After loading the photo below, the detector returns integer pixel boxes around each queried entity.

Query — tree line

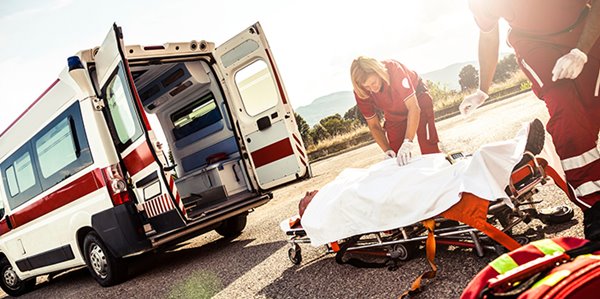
[296,54,520,148]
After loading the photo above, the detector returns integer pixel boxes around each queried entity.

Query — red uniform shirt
[354,60,420,123]
[469,0,594,97]
[469,0,589,37]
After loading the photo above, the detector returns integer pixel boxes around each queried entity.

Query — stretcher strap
[400,219,437,298]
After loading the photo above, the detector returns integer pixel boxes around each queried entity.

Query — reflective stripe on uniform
[575,180,600,197]
[531,239,566,256]
[530,270,571,289]
[489,253,520,274]
[561,147,600,171]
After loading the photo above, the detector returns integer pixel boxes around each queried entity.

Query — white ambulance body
[0,23,309,295]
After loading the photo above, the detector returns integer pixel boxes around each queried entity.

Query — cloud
[0,0,74,21]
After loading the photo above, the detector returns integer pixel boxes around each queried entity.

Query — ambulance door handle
[257,116,271,131]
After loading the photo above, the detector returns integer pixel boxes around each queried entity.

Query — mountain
[420,61,475,91]
[295,91,356,127]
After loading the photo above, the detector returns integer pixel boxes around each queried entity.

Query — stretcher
[280,152,574,266]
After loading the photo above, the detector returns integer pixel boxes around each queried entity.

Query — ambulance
[0,22,310,295]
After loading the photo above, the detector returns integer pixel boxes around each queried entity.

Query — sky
[0,0,511,133]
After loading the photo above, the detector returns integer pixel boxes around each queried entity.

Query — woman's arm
[403,94,420,142]
[366,115,393,152]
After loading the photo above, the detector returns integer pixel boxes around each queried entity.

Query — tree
[309,124,330,145]
[319,114,353,136]
[294,113,312,147]
[493,53,519,83]
[458,64,479,91]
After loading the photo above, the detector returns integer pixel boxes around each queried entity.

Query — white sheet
[301,125,530,246]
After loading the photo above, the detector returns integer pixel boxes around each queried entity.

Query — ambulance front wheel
[83,232,127,287]
[0,258,35,297]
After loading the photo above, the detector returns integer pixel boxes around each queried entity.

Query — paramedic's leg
[543,78,600,240]
[544,74,600,239]
[441,193,521,251]
[416,92,441,154]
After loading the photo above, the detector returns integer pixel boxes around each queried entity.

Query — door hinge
[91,96,105,111]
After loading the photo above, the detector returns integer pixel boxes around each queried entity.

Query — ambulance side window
[1,147,41,209]
[234,60,279,116]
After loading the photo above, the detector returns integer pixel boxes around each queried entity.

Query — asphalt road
[4,91,584,299]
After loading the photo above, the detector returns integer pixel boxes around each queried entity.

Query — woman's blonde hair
[350,56,390,99]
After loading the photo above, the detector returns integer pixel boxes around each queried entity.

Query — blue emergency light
[68,56,84,71]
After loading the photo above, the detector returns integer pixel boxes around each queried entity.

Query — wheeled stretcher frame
[281,153,574,265]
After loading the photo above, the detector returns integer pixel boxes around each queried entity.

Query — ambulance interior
[130,59,252,218]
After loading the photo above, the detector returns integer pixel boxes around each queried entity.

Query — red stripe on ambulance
[9,169,104,230]
[250,138,294,168]
[122,142,155,176]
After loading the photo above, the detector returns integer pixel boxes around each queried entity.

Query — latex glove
[552,48,587,82]
[384,150,397,160]
[459,89,489,117]
[396,139,417,166]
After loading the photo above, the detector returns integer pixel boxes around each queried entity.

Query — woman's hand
[384,150,397,159]
[396,139,417,166]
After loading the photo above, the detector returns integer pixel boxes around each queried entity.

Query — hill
[295,91,356,127]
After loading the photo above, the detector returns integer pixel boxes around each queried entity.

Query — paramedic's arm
[478,24,500,93]
[366,115,393,152]
[404,94,420,142]
[577,0,600,54]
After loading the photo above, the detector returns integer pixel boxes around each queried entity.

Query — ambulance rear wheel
[0,258,35,297]
[83,232,127,287]
[216,213,247,238]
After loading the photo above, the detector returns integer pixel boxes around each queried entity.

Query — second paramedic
[350,56,440,166]
[460,0,600,240]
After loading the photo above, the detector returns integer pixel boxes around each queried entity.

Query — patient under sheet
[301,126,530,247]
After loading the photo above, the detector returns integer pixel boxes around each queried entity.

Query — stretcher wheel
[390,242,417,261]
[288,245,302,265]
[538,205,574,225]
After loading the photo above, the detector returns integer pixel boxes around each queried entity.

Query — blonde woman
[351,56,440,166]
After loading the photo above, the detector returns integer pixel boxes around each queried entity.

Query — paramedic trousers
[386,91,441,154]
[515,41,600,210]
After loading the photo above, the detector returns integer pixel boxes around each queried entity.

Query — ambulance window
[171,93,222,140]
[4,152,36,200]
[35,117,77,178]
[105,70,143,147]
[235,60,279,116]
[5,166,19,197]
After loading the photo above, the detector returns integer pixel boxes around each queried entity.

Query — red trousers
[512,34,600,209]
[385,91,440,154]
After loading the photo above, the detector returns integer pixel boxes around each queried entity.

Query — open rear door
[93,24,188,231]
[215,22,310,190]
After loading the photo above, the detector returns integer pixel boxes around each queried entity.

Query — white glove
[384,150,397,160]
[396,139,418,166]
[459,89,489,117]
[552,48,587,82]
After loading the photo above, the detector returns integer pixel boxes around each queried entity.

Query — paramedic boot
[584,202,600,241]
[513,118,545,170]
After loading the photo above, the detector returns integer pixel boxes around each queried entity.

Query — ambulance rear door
[93,24,188,232]
[214,22,310,191]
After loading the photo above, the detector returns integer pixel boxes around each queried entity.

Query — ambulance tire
[0,258,35,297]
[216,213,247,238]
[83,232,127,287]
